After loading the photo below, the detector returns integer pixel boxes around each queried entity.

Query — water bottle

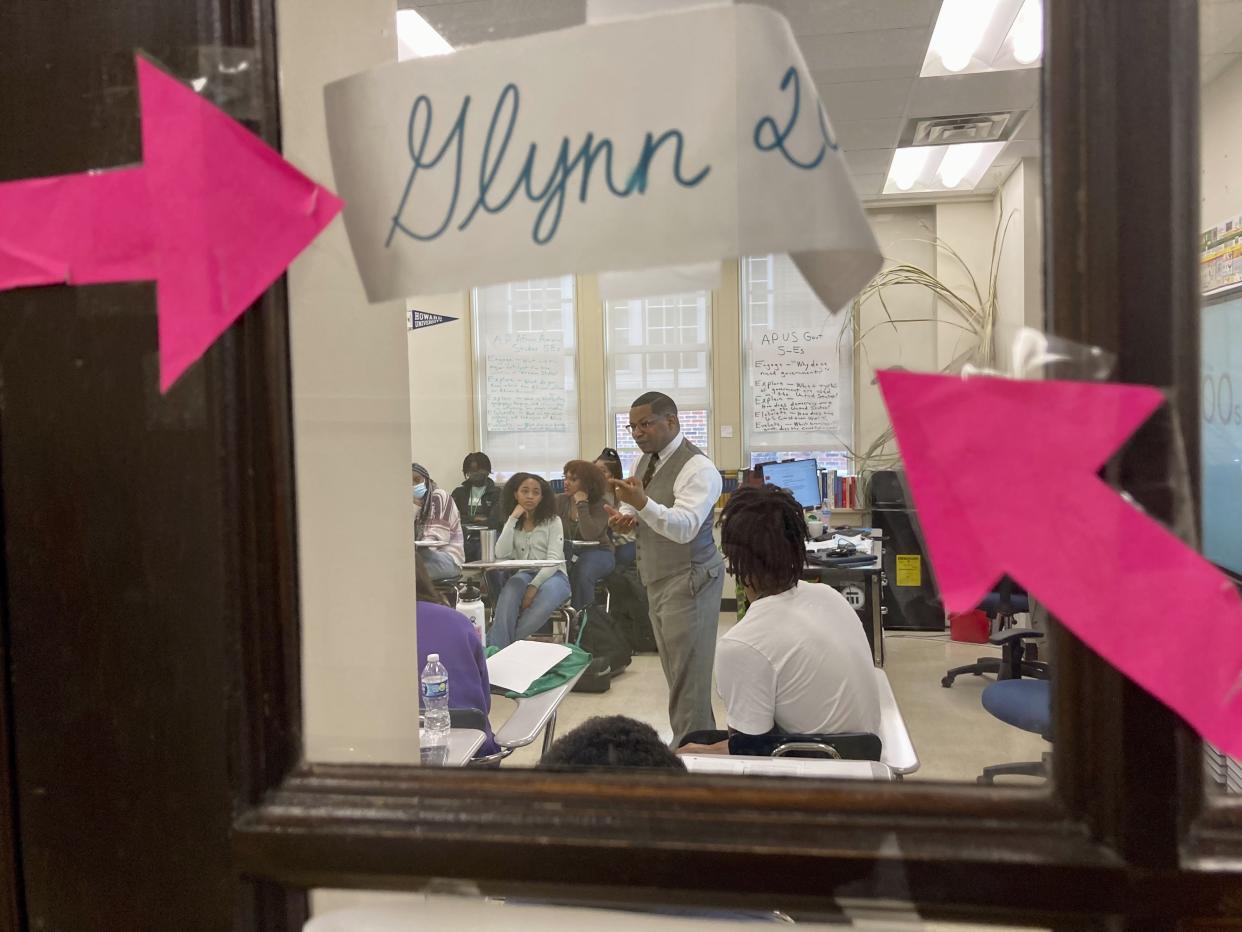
[456,584,486,642]
[420,653,450,766]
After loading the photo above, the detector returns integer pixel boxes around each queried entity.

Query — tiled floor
[493,617,1049,783]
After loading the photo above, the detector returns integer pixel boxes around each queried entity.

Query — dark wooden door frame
[1,0,1239,928]
[229,0,1242,925]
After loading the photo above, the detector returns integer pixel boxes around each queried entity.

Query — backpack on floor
[571,656,614,694]
[605,565,658,654]
[572,604,632,678]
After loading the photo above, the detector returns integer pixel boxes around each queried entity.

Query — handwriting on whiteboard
[751,329,841,433]
[485,333,568,432]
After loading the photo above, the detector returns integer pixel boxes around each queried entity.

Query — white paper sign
[751,328,843,433]
[484,333,567,432]
[324,5,881,312]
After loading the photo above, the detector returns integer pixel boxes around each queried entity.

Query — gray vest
[635,438,721,585]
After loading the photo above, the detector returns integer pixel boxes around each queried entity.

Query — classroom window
[472,277,579,479]
[741,254,854,468]
[606,291,712,475]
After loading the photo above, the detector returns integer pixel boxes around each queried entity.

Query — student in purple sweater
[415,553,499,757]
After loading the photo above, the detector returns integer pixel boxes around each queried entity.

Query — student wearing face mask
[412,462,465,581]
[451,452,502,562]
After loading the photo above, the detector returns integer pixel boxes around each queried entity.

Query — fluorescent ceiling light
[883,142,1006,196]
[397,9,453,61]
[920,0,1042,77]
[937,143,986,188]
[1009,0,1043,65]
[930,0,1000,73]
[890,147,931,191]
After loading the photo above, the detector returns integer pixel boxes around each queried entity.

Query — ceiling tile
[797,26,929,80]
[844,148,898,175]
[906,69,1040,117]
[753,0,937,37]
[817,77,914,122]
[833,118,904,151]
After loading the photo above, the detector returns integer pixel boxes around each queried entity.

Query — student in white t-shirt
[678,484,880,754]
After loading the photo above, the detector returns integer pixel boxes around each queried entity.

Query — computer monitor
[1202,288,1242,579]
[760,459,821,510]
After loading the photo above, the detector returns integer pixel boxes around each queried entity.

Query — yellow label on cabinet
[895,554,921,587]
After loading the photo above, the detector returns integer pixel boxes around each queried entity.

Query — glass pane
[288,0,1051,789]
[1199,0,1242,799]
[310,889,1053,929]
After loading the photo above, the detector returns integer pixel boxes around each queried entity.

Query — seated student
[488,472,571,649]
[557,459,615,610]
[594,448,636,568]
[412,462,465,581]
[679,485,880,755]
[414,552,499,758]
[539,715,686,770]
[451,452,502,562]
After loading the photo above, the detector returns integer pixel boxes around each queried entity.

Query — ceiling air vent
[901,111,1025,147]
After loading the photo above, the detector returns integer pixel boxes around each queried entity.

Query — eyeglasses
[625,416,667,435]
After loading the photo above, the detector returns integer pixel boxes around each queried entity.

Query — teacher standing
[607,392,724,744]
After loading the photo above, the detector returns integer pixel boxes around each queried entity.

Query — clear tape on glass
[98,46,264,125]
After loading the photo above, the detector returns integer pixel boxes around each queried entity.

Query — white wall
[407,291,474,488]
[993,159,1044,371]
[1203,55,1242,227]
[279,0,419,760]
[855,208,939,457]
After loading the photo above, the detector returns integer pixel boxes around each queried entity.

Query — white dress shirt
[621,432,721,544]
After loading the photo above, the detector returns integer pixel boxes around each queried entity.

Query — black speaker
[869,470,945,631]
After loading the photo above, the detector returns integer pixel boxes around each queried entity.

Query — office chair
[977,632,1052,783]
[942,578,1048,687]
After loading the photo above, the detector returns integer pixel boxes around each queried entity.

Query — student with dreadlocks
[678,484,879,755]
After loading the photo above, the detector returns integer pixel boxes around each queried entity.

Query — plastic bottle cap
[428,653,439,662]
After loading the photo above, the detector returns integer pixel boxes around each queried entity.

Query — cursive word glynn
[753,66,839,170]
[386,83,712,249]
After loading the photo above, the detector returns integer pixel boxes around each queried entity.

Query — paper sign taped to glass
[323,4,881,312]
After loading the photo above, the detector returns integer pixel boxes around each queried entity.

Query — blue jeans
[421,547,459,582]
[570,549,615,610]
[613,540,636,568]
[488,570,572,649]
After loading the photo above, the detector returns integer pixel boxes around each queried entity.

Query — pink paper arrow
[0,55,343,391]
[878,370,1242,757]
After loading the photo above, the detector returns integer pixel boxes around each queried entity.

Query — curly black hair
[718,484,808,596]
[499,472,558,526]
[538,716,686,771]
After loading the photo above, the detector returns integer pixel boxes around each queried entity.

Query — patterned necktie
[641,452,659,488]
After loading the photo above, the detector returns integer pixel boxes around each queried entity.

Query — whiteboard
[744,254,853,453]
[484,333,568,432]
[750,330,843,434]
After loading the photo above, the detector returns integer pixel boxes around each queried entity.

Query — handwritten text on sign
[324,5,880,312]
[751,330,841,433]
[485,333,567,433]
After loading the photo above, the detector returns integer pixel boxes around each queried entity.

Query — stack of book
[821,471,860,509]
